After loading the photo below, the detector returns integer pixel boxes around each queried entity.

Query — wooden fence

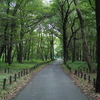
[68,66,96,89]
[2,61,51,89]
[74,70,96,88]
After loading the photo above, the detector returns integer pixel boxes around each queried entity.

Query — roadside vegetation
[67,61,97,70]
[0,0,100,95]
[63,61,99,100]
[0,59,51,100]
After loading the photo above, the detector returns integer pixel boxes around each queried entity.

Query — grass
[0,75,30,99]
[67,60,88,70]
[63,60,97,82]
[0,59,46,69]
[63,60,97,85]
[0,61,37,88]
[67,60,97,70]
[0,60,48,88]
[62,60,98,100]
[62,65,70,72]
[0,59,52,100]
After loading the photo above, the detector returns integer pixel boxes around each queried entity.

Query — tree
[73,0,94,72]
[95,0,100,93]
[0,0,53,64]
[51,0,75,64]
[0,0,97,68]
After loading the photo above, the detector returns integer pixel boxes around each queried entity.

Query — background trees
[0,0,55,64]
[0,0,97,76]
[0,0,100,93]
[50,0,96,72]
[73,0,94,71]
[0,0,96,66]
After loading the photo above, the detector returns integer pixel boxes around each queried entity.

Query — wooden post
[18,72,20,77]
[3,78,6,89]
[80,72,83,78]
[74,70,77,75]
[93,78,96,88]
[26,68,28,74]
[27,68,28,74]
[24,69,25,75]
[78,71,80,77]
[84,74,86,80]
[21,71,23,76]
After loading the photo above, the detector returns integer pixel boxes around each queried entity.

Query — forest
[0,0,100,94]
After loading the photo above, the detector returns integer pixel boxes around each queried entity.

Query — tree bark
[18,43,23,63]
[95,0,100,93]
[17,16,24,63]
[62,9,69,64]
[74,0,94,72]
[63,23,68,64]
[72,37,76,62]
[50,32,54,61]
[6,0,23,64]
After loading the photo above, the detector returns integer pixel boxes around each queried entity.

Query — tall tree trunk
[17,12,24,63]
[7,34,13,65]
[50,32,54,61]
[4,25,8,63]
[72,37,76,62]
[17,31,24,63]
[89,42,92,59]
[79,48,82,61]
[7,0,24,64]
[6,0,13,65]
[59,2,69,64]
[2,0,10,63]
[63,26,68,64]
[0,45,5,59]
[92,45,95,62]
[74,0,94,72]
[18,43,23,63]
[95,0,100,93]
[27,46,30,60]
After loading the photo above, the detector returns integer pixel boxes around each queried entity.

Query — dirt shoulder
[4,65,47,100]
[62,68,100,100]
[4,63,100,100]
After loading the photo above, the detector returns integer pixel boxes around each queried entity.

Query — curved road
[14,59,89,100]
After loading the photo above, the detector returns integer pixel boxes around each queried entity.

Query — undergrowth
[0,59,51,100]
[67,60,97,70]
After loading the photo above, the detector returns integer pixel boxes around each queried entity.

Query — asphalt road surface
[14,59,89,100]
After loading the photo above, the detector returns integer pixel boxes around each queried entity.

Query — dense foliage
[0,0,55,64]
[1,0,100,93]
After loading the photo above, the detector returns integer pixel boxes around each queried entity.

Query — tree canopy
[1,0,100,93]
[0,0,96,64]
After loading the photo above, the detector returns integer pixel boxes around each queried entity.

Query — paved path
[14,59,89,100]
